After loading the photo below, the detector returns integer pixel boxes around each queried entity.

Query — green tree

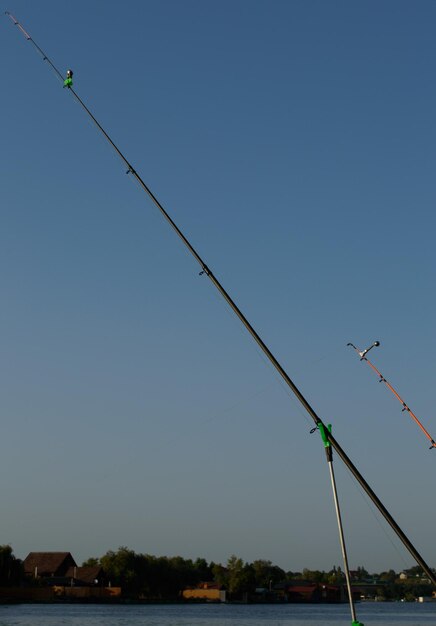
[286,570,302,579]
[82,557,99,567]
[227,555,244,594]
[0,545,22,586]
[212,562,228,588]
[100,546,137,592]
[193,557,212,582]
[252,559,285,589]
[326,566,345,584]
[303,568,327,583]
[165,556,198,598]
[226,555,255,597]
[379,569,397,583]
[356,566,369,580]
[406,566,424,578]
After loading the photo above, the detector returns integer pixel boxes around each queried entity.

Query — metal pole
[316,424,363,626]
[328,462,357,621]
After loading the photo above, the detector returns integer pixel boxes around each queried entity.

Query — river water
[0,602,435,626]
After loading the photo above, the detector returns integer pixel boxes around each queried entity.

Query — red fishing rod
[348,341,436,450]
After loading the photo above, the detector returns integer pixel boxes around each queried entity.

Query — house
[276,581,361,603]
[183,581,226,602]
[23,553,108,588]
[23,552,77,579]
[285,582,342,603]
[5,552,120,602]
[65,565,106,587]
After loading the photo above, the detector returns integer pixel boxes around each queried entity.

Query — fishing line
[340,462,411,572]
[160,383,276,449]
[6,11,436,587]
[205,283,315,427]
[206,283,334,430]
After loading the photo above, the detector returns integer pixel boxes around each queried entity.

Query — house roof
[65,566,103,584]
[23,552,77,576]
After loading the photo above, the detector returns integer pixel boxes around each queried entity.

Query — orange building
[183,582,226,602]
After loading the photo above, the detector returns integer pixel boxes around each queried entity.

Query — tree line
[0,544,433,601]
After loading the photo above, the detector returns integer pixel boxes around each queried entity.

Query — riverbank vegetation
[0,545,434,602]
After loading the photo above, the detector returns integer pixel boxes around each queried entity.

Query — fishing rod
[347,342,436,450]
[6,12,436,586]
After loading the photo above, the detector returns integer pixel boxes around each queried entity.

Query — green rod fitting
[317,422,332,448]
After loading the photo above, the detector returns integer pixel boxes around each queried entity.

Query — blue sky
[2,0,435,573]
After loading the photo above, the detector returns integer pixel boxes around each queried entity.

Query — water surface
[0,602,435,626]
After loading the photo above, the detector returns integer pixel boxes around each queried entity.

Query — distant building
[183,581,226,602]
[274,581,362,603]
[285,581,343,603]
[65,566,106,587]
[14,552,120,602]
[23,552,77,579]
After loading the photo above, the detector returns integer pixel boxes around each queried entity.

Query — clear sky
[2,0,435,574]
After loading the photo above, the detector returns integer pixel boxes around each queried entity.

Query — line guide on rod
[6,11,436,586]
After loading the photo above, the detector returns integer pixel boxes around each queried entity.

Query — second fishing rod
[348,341,435,450]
